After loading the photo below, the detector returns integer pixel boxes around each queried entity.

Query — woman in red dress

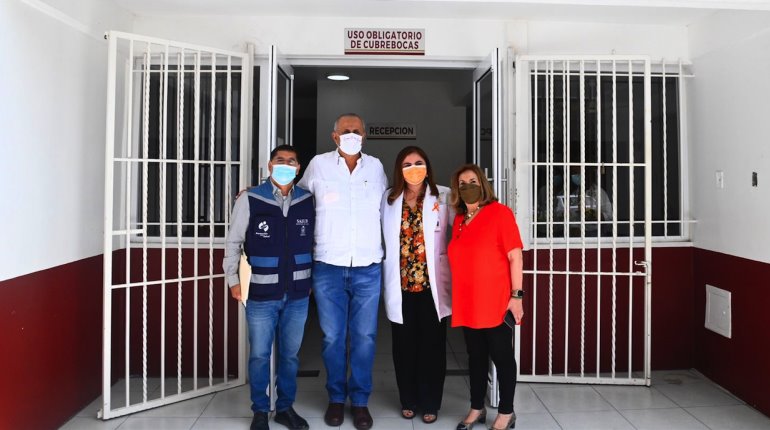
[447,164,524,430]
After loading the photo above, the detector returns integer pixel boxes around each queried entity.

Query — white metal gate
[101,31,251,418]
[514,56,652,385]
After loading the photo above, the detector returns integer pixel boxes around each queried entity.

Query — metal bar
[113,158,241,165]
[662,61,669,238]
[224,56,233,386]
[112,274,226,289]
[531,59,539,376]
[102,31,118,419]
[140,43,152,404]
[519,375,648,385]
[177,48,191,396]
[548,60,554,377]
[192,47,201,389]
[579,59,586,378]
[109,31,249,57]
[644,59,653,385]
[124,38,135,409]
[678,60,690,240]
[522,270,646,277]
[628,60,635,379]
[611,60,618,380]
[159,45,170,400]
[222,53,231,385]
[101,381,244,419]
[595,59,602,378]
[527,162,647,167]
[562,60,570,376]
[197,51,216,390]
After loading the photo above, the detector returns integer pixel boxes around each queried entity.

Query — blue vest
[243,181,315,301]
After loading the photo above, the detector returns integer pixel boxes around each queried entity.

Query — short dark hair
[270,144,298,161]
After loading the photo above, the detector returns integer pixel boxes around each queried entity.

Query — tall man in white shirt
[297,113,387,430]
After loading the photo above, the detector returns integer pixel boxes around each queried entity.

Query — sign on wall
[367,123,417,139]
[345,28,425,55]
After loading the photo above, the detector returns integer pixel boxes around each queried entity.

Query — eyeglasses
[271,158,298,166]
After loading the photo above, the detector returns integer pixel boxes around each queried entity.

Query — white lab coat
[381,185,453,324]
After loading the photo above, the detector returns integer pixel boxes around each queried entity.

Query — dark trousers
[391,289,447,412]
[463,323,517,414]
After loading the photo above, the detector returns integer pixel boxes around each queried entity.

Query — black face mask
[459,183,481,204]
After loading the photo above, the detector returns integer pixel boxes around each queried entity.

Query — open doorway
[287,65,477,380]
[291,66,475,186]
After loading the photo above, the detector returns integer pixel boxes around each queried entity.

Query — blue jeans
[245,295,309,413]
[312,261,381,406]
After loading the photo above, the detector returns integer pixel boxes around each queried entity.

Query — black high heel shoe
[456,408,487,430]
[488,412,516,430]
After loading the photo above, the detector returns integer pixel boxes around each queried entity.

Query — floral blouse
[400,196,430,292]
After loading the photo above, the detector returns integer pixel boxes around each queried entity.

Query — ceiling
[115,0,770,25]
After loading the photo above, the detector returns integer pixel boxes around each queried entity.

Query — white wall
[315,80,467,186]
[688,10,770,263]
[0,0,133,281]
[131,15,690,60]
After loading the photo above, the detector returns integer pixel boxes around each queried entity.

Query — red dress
[448,201,523,329]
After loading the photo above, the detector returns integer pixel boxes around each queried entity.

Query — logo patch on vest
[255,220,271,238]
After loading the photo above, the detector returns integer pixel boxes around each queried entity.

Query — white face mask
[338,133,363,156]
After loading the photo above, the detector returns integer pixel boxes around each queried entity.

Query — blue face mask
[571,174,581,186]
[271,164,297,186]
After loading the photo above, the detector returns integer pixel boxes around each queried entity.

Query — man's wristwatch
[511,289,524,299]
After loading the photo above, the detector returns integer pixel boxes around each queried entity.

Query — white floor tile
[594,385,677,410]
[190,417,251,430]
[132,394,214,418]
[293,390,333,418]
[552,410,635,429]
[533,385,613,413]
[200,385,252,417]
[514,384,549,414]
[655,381,743,408]
[365,391,403,417]
[118,417,197,430]
[59,416,127,430]
[412,413,463,429]
[686,404,770,430]
[512,412,561,430]
[340,416,412,430]
[621,408,710,429]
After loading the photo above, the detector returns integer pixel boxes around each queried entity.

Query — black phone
[504,310,517,329]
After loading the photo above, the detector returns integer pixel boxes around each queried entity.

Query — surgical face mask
[571,174,581,186]
[459,183,482,204]
[339,133,362,156]
[270,164,297,186]
[402,165,427,186]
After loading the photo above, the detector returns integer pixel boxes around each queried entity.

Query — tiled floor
[63,305,770,430]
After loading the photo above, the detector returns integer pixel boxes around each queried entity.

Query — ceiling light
[327,74,350,81]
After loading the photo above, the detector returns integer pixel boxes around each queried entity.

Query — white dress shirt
[297,150,387,267]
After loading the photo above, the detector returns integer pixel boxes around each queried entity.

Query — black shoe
[352,406,374,430]
[251,412,270,430]
[324,403,345,426]
[456,408,486,430]
[274,407,310,430]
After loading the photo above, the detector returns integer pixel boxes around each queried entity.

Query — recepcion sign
[367,123,417,139]
[345,28,425,55]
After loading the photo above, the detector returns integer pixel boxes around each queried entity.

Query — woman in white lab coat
[380,145,452,424]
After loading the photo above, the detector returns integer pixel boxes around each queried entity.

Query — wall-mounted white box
[705,284,731,338]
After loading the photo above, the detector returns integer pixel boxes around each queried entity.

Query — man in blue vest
[224,145,315,430]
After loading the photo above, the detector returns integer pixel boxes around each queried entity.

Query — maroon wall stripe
[0,255,103,430]
[693,248,770,417]
[519,247,694,375]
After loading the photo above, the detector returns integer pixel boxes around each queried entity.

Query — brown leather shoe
[352,406,373,430]
[324,403,345,426]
